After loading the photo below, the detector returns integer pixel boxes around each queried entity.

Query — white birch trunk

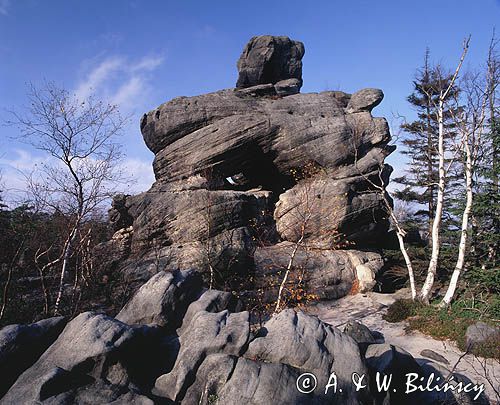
[420,98,446,303]
[396,230,417,300]
[54,226,78,314]
[441,140,473,306]
[274,232,305,313]
[385,195,417,300]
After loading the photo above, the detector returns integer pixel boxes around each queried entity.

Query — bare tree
[440,37,499,307]
[7,82,128,314]
[419,37,470,303]
[274,197,309,313]
[349,120,418,299]
[273,163,330,313]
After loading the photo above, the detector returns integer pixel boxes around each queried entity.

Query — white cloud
[118,157,155,193]
[0,0,9,16]
[1,149,47,170]
[131,55,164,72]
[0,149,50,204]
[112,76,145,110]
[74,56,124,101]
[74,54,165,112]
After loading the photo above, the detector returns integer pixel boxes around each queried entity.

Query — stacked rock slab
[101,35,395,302]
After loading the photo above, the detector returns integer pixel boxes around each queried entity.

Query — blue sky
[1,0,499,202]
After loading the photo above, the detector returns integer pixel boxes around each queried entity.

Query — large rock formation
[97,34,394,306]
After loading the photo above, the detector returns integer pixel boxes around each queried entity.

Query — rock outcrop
[0,271,372,404]
[0,316,67,398]
[94,35,395,305]
[1,269,489,404]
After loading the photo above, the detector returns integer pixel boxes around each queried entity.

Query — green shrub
[383,299,423,322]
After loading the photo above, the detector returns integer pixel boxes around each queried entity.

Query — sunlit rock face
[99,35,394,302]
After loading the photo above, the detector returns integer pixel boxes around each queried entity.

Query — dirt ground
[305,290,500,404]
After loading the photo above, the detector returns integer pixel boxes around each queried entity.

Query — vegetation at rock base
[384,297,500,359]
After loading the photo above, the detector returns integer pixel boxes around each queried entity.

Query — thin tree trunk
[420,99,446,303]
[274,231,305,313]
[0,242,24,320]
[441,140,473,306]
[54,226,78,314]
[38,266,50,315]
[381,190,417,299]
[426,91,435,242]
[396,230,417,299]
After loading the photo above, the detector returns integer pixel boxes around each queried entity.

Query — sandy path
[304,291,500,403]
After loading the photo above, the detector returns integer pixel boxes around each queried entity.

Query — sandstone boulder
[0,316,67,398]
[245,309,372,404]
[183,354,310,405]
[365,344,423,404]
[346,88,384,113]
[465,321,500,355]
[103,35,396,316]
[236,35,305,89]
[179,288,241,333]
[254,244,384,302]
[343,321,376,345]
[116,269,203,329]
[153,310,250,402]
[2,312,137,404]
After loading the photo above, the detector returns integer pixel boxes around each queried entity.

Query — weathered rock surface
[183,354,308,405]
[101,35,395,312]
[465,322,500,352]
[126,188,271,252]
[419,348,450,365]
[154,310,250,401]
[2,276,486,404]
[179,288,241,333]
[142,92,390,186]
[1,312,137,404]
[41,379,155,405]
[254,244,384,301]
[245,309,371,404]
[0,316,67,398]
[116,269,203,329]
[343,320,376,345]
[346,88,384,113]
[365,344,424,404]
[236,35,305,89]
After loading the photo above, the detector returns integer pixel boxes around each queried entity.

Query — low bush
[383,298,423,322]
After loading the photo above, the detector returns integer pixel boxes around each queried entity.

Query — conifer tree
[395,50,460,240]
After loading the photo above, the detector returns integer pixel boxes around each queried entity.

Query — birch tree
[441,37,499,306]
[8,82,127,314]
[349,121,418,299]
[419,37,470,303]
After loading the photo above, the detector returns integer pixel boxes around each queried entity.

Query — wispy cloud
[74,56,124,101]
[0,0,10,16]
[74,54,165,112]
[0,149,48,172]
[130,55,164,72]
[119,157,155,193]
[112,76,144,110]
[0,149,49,203]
